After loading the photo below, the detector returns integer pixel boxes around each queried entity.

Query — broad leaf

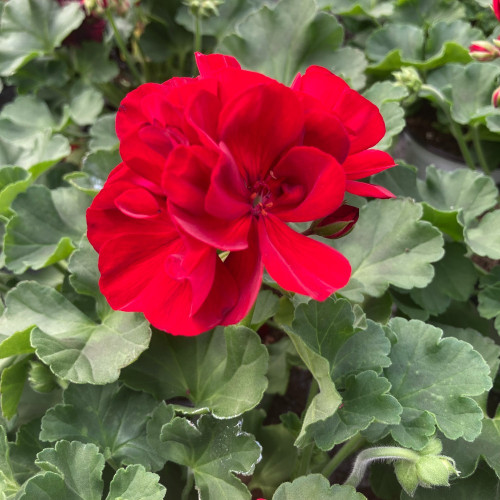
[72,42,119,84]
[273,474,366,500]
[0,167,32,215]
[105,465,165,500]
[4,186,91,273]
[0,426,20,498]
[20,441,104,500]
[384,318,492,448]
[68,83,104,126]
[0,281,151,384]
[477,267,500,333]
[0,358,30,419]
[121,325,268,418]
[0,0,85,76]
[160,415,261,500]
[465,210,500,259]
[88,114,118,153]
[331,199,444,302]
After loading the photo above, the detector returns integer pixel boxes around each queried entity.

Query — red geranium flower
[87,53,395,336]
[494,0,500,21]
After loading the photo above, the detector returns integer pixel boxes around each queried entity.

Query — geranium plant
[0,0,499,499]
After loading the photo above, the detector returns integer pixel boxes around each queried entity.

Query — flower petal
[270,146,345,222]
[343,149,396,180]
[346,180,396,198]
[218,82,304,182]
[258,215,351,300]
[195,52,241,77]
[114,187,161,219]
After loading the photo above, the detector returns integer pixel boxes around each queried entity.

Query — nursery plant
[0,0,499,499]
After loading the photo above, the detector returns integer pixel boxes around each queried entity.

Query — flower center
[250,180,274,216]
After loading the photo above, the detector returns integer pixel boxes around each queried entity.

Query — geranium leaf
[72,42,119,84]
[326,0,393,18]
[0,281,151,384]
[308,371,402,450]
[121,325,268,418]
[384,318,491,448]
[331,199,444,302]
[40,382,163,471]
[0,0,85,76]
[465,210,500,259]
[477,267,500,333]
[105,464,166,500]
[0,425,20,498]
[68,83,104,126]
[370,163,420,200]
[272,474,366,500]
[88,114,118,153]
[19,441,104,500]
[4,186,91,273]
[0,167,32,215]
[0,358,30,419]
[219,0,344,84]
[327,47,367,90]
[160,415,261,500]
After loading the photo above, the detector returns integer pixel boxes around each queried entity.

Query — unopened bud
[492,86,500,107]
[393,66,422,93]
[184,0,224,17]
[493,36,500,49]
[469,41,499,61]
[311,204,359,239]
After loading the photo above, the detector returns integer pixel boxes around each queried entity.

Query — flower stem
[105,9,143,85]
[181,469,194,500]
[321,434,366,479]
[343,446,421,489]
[194,14,202,53]
[419,84,476,170]
[471,125,491,175]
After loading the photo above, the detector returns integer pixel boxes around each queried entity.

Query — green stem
[105,9,143,85]
[343,446,421,489]
[53,261,69,276]
[194,14,202,53]
[181,469,194,500]
[420,84,476,170]
[294,443,315,479]
[321,434,366,479]
[471,125,491,175]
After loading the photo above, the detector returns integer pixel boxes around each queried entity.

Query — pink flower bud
[469,41,500,61]
[312,205,360,239]
[492,86,500,108]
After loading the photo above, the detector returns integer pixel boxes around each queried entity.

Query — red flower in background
[494,0,500,21]
[87,53,395,336]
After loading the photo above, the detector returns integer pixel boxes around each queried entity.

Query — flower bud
[492,86,500,107]
[393,66,422,93]
[493,36,500,49]
[312,204,359,239]
[469,41,500,61]
[184,0,224,17]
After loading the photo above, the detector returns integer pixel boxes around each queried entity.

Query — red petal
[258,215,351,300]
[270,146,345,222]
[195,52,241,77]
[218,82,304,182]
[343,150,396,180]
[346,180,396,198]
[114,187,161,219]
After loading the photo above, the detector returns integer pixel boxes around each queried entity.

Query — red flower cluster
[87,53,395,336]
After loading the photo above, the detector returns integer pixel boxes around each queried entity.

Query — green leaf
[68,83,104,126]
[219,0,344,84]
[477,268,500,332]
[327,47,367,90]
[0,329,34,358]
[266,336,296,395]
[0,281,151,384]
[0,358,30,419]
[370,163,420,200]
[20,441,104,500]
[326,0,393,18]
[0,425,20,498]
[409,242,478,316]
[72,42,119,84]
[4,186,91,273]
[251,290,280,328]
[308,371,402,450]
[417,167,498,226]
[273,474,366,500]
[384,318,492,448]
[0,0,85,76]
[88,114,118,153]
[161,415,261,500]
[40,382,163,471]
[331,199,444,302]
[121,325,268,418]
[465,210,500,259]
[105,464,166,500]
[0,166,32,215]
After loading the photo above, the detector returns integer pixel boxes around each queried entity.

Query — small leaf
[40,382,163,471]
[331,199,444,301]
[19,441,104,500]
[4,186,91,273]
[0,281,151,384]
[0,358,30,419]
[88,114,118,153]
[121,326,268,418]
[0,425,20,497]
[273,474,366,500]
[0,166,32,215]
[105,464,166,500]
[161,415,261,500]
[384,318,492,447]
[68,83,104,126]
[72,42,119,84]
[0,0,85,76]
